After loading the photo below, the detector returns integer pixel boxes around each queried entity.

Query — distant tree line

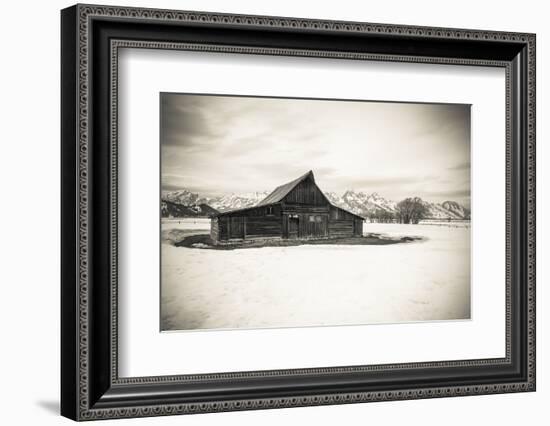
[367,197,429,224]
[366,209,395,223]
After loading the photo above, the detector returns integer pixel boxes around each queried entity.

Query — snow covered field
[160,218,470,331]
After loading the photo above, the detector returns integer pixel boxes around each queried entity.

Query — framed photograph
[61,4,536,421]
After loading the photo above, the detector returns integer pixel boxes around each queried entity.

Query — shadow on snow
[170,232,424,250]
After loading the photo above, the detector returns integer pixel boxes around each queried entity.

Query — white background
[119,50,505,377]
[0,0,547,425]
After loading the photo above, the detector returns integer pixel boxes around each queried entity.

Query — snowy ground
[160,218,470,331]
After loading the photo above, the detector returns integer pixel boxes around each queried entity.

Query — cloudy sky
[161,93,471,206]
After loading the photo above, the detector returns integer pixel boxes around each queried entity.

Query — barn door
[305,214,328,238]
[288,216,299,239]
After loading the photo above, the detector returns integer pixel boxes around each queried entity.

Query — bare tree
[368,211,377,223]
[396,197,428,224]
[380,210,395,223]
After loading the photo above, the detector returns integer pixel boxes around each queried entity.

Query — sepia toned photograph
[160,93,471,332]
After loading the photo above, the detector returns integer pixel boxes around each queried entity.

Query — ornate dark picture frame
[61,4,536,421]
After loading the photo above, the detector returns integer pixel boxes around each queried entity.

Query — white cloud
[161,94,470,205]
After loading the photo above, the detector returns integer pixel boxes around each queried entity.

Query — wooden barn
[210,171,364,244]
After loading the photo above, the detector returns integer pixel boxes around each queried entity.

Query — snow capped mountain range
[208,192,269,212]
[161,190,269,215]
[440,201,470,219]
[160,200,219,218]
[162,189,470,220]
[161,189,202,206]
[325,191,398,217]
[325,191,469,220]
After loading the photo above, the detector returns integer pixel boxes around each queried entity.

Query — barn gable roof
[256,170,316,206]
[214,170,364,220]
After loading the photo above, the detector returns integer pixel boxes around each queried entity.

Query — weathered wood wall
[329,205,359,220]
[353,218,363,236]
[283,178,328,206]
[328,219,354,238]
[229,217,245,239]
[327,206,364,238]
[216,217,229,241]
[220,204,282,218]
[211,201,363,242]
[213,214,282,241]
[245,216,282,238]
[283,204,329,214]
